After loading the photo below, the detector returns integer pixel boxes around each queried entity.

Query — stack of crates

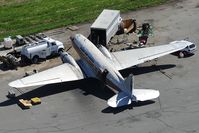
[18,97,41,109]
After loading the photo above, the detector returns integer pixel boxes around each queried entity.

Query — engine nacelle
[60,52,81,70]
[98,45,112,60]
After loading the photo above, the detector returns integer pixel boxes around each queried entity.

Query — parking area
[0,0,199,133]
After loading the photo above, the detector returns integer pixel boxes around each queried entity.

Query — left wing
[111,40,188,70]
[9,63,84,88]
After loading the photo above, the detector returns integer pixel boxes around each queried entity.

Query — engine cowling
[98,45,112,60]
[60,52,81,70]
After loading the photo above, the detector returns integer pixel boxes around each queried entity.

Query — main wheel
[178,51,184,58]
[32,56,39,64]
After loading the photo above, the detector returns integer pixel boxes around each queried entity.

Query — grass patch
[0,0,166,40]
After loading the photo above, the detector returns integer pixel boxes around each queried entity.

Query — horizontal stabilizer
[107,89,159,108]
[133,89,160,101]
[107,92,132,108]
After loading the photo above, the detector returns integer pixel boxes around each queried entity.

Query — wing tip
[8,80,23,88]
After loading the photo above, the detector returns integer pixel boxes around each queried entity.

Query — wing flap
[111,41,188,70]
[9,63,84,88]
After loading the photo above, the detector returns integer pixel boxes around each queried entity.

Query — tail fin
[124,74,134,95]
[107,74,135,108]
[107,74,160,108]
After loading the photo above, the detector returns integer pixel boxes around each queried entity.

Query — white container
[3,37,13,49]
[90,9,122,46]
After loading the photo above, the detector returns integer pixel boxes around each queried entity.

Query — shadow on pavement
[0,64,169,110]
[101,100,155,114]
[120,64,176,77]
[0,78,114,107]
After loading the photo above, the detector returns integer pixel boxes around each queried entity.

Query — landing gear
[178,51,185,58]
[101,69,109,82]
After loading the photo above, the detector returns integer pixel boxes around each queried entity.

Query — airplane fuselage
[71,34,130,94]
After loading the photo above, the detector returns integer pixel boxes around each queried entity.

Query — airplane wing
[111,41,188,70]
[9,63,84,88]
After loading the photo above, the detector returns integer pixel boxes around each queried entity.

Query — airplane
[9,34,190,108]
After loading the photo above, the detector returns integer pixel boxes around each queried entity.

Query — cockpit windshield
[189,44,195,49]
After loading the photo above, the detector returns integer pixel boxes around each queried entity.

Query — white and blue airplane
[9,34,191,107]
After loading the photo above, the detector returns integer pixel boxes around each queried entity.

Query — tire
[32,56,39,64]
[178,51,184,58]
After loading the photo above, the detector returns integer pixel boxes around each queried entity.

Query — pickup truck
[21,37,64,63]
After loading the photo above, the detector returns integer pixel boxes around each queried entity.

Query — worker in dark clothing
[138,23,152,47]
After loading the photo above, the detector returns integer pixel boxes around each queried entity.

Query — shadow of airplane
[171,52,194,58]
[0,80,82,107]
[101,100,155,114]
[0,78,114,107]
[120,64,176,77]
[0,64,174,110]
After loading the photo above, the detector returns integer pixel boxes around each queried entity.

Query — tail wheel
[178,51,184,58]
[32,56,39,64]
[58,48,64,54]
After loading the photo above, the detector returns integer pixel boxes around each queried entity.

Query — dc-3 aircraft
[9,34,194,108]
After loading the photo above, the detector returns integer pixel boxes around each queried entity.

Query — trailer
[90,9,122,47]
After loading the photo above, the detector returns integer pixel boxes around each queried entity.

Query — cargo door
[91,29,106,47]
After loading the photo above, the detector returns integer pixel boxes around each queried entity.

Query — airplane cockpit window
[189,44,195,48]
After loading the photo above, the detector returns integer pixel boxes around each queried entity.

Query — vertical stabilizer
[124,74,134,95]
[107,74,160,108]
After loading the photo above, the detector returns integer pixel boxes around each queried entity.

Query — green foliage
[0,0,166,40]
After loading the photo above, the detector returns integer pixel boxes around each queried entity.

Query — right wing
[9,63,84,88]
[111,41,188,70]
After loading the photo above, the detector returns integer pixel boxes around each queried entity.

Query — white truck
[176,40,197,58]
[21,37,64,63]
